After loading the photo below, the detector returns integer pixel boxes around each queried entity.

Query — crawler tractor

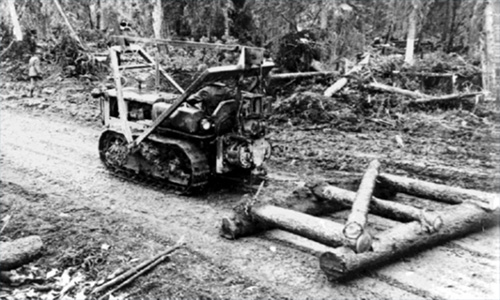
[93,37,275,192]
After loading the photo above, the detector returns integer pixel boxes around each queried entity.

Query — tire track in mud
[2,108,499,299]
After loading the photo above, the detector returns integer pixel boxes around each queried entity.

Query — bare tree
[7,0,23,41]
[404,0,418,65]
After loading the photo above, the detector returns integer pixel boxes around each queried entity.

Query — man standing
[28,48,42,97]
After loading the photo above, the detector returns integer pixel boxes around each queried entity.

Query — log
[311,183,443,229]
[269,71,338,80]
[412,92,483,104]
[0,236,43,270]
[251,205,355,248]
[377,173,499,211]
[319,203,499,280]
[343,160,380,240]
[220,187,345,240]
[367,82,430,99]
[324,77,348,97]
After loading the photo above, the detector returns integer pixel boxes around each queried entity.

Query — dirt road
[1,106,499,299]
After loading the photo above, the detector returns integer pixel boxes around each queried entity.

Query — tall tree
[7,0,23,41]
[481,0,497,102]
[404,0,418,65]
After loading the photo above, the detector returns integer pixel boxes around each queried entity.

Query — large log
[343,160,380,240]
[311,183,443,230]
[251,205,351,248]
[220,188,345,240]
[0,236,43,270]
[377,173,499,210]
[319,203,499,280]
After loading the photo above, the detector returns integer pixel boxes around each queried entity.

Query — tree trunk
[404,0,417,65]
[220,187,345,240]
[343,160,380,240]
[377,173,499,211]
[98,0,105,31]
[367,82,429,99]
[152,0,164,52]
[0,236,43,271]
[89,4,97,30]
[251,205,352,248]
[319,203,499,280]
[446,0,459,52]
[7,0,23,41]
[412,92,483,104]
[482,0,497,102]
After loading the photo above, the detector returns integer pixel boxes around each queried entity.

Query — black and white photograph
[0,0,499,299]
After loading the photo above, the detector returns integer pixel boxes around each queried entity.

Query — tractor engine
[151,82,272,176]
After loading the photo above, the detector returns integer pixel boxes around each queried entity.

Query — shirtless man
[28,48,43,97]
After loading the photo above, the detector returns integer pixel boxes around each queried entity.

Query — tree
[404,0,418,65]
[481,0,498,102]
[7,0,23,41]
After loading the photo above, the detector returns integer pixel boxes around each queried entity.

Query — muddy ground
[0,65,499,299]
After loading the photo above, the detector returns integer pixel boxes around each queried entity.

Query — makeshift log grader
[221,160,500,280]
[92,37,275,192]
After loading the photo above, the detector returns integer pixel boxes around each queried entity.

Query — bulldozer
[92,37,275,193]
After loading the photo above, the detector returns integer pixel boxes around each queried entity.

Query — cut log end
[343,222,364,239]
[319,251,349,279]
[355,232,373,253]
[220,217,237,240]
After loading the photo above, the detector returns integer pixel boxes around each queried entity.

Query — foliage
[0,0,489,71]
[51,34,105,77]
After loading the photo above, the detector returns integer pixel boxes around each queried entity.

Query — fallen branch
[324,77,348,97]
[366,82,429,99]
[319,203,499,280]
[412,92,483,104]
[0,41,15,59]
[0,236,43,270]
[0,215,11,235]
[324,54,369,97]
[269,71,338,80]
[377,173,499,210]
[98,254,170,300]
[92,238,184,295]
